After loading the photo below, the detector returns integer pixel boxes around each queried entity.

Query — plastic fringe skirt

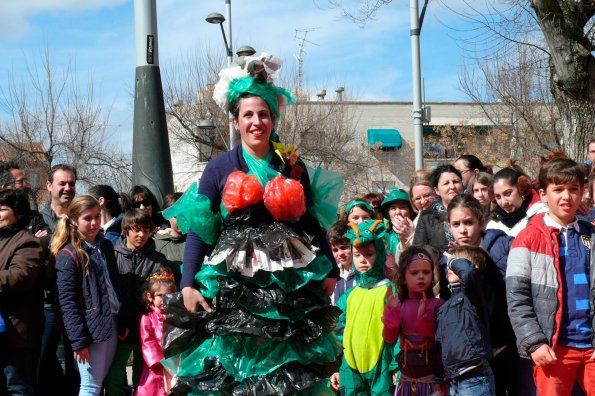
[162,265,342,394]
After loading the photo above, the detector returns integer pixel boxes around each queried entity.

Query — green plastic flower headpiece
[212,52,296,122]
[227,76,294,119]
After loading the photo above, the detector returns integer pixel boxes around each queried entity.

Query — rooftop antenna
[294,28,318,96]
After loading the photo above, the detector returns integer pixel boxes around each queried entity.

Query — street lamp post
[206,4,256,151]
[132,0,174,207]
[410,0,429,170]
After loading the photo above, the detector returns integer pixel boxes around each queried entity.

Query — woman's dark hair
[163,192,182,210]
[447,194,485,224]
[231,93,273,119]
[130,185,166,227]
[0,189,31,230]
[88,185,123,218]
[362,192,385,220]
[456,155,486,172]
[430,164,462,188]
[493,167,532,197]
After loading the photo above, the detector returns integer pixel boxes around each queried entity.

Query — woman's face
[388,201,411,221]
[454,159,474,188]
[472,182,493,206]
[0,205,17,228]
[233,96,274,158]
[435,172,464,206]
[132,194,153,216]
[347,207,372,224]
[411,185,435,211]
[493,179,524,213]
[75,206,102,243]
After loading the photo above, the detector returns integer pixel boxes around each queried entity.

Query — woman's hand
[330,372,340,390]
[392,215,414,242]
[182,286,212,313]
[321,277,338,297]
[74,347,90,364]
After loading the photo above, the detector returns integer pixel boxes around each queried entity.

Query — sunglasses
[132,199,152,208]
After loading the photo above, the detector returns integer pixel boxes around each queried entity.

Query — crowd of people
[1,51,595,396]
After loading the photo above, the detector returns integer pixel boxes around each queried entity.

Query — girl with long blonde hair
[51,195,122,396]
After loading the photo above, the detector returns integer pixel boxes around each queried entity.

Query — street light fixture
[206,2,236,150]
[198,119,229,151]
[205,12,232,61]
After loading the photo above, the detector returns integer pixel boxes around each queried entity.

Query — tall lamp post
[410,0,429,170]
[132,0,173,207]
[206,5,255,151]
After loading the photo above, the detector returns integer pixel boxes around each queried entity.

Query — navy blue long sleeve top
[180,145,339,289]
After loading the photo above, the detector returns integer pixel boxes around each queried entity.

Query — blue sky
[0,0,480,152]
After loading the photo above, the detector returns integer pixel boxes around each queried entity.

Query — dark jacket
[181,145,338,289]
[413,200,450,255]
[55,237,121,351]
[0,227,44,348]
[113,236,170,344]
[481,229,513,282]
[40,204,59,233]
[436,258,493,380]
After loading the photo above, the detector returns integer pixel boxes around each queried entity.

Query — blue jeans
[76,317,117,396]
[1,347,35,395]
[449,362,496,396]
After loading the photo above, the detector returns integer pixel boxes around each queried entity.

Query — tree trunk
[531,0,595,161]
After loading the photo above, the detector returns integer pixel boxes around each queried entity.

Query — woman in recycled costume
[162,53,343,395]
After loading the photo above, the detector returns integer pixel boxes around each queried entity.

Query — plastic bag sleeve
[296,164,339,279]
[180,231,213,289]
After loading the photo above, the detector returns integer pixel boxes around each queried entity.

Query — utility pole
[132,0,174,206]
[410,0,429,170]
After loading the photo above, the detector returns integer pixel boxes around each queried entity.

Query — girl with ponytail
[51,195,122,396]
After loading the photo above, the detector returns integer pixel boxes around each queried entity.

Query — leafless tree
[162,48,229,163]
[162,47,373,198]
[0,47,131,192]
[450,0,595,161]
[325,0,595,161]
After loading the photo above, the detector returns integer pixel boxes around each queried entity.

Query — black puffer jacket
[113,236,170,344]
[436,258,493,380]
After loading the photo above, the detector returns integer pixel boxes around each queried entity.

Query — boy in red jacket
[507,158,595,396]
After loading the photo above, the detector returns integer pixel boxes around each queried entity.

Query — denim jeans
[449,361,496,396]
[76,316,117,396]
[1,347,35,396]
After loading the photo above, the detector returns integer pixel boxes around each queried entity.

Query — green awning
[367,128,402,148]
